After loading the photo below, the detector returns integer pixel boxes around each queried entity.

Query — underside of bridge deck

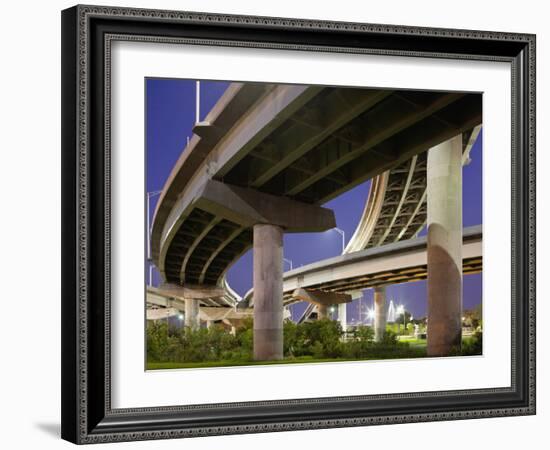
[152,84,481,291]
[151,82,482,358]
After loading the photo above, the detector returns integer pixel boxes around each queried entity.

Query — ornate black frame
[61,4,536,444]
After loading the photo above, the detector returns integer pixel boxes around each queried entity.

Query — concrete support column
[317,304,328,320]
[374,286,387,342]
[184,298,200,330]
[253,224,284,361]
[338,303,347,333]
[427,134,463,356]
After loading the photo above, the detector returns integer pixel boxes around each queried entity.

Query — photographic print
[61,6,535,443]
[145,80,483,370]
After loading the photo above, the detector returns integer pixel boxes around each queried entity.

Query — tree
[395,311,413,334]
[464,304,482,330]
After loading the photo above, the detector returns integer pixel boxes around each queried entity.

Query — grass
[147,351,429,370]
[147,336,480,370]
[397,336,427,347]
[147,356,355,370]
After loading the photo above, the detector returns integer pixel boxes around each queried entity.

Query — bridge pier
[317,304,328,320]
[292,288,351,322]
[427,134,463,356]
[338,303,347,332]
[374,286,387,342]
[184,298,200,330]
[253,224,284,361]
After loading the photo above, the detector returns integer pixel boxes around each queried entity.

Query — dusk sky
[146,78,482,322]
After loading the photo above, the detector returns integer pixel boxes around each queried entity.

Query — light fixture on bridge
[194,80,212,131]
[283,257,293,271]
[330,227,346,254]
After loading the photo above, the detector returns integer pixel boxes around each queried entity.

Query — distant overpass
[146,285,252,329]
[241,225,481,307]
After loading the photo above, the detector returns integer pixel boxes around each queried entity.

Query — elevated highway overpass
[151,83,481,287]
[150,81,482,360]
[146,285,252,330]
[344,125,481,253]
[242,225,481,307]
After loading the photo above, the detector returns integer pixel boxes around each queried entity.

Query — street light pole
[332,227,346,253]
[283,257,293,271]
[396,304,405,335]
[195,80,201,124]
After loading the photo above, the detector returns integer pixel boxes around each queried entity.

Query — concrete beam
[427,134,463,356]
[195,179,336,232]
[284,93,466,198]
[292,288,352,306]
[146,287,187,311]
[279,226,481,298]
[223,318,248,330]
[248,89,392,188]
[198,226,245,284]
[179,217,222,283]
[157,283,225,300]
[146,307,179,321]
[199,307,253,322]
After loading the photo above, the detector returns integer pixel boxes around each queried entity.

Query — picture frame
[61,4,536,444]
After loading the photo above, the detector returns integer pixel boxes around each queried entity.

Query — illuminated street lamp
[367,307,375,325]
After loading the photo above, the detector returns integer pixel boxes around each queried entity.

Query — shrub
[283,320,298,357]
[381,330,398,345]
[461,331,483,356]
[147,316,429,365]
[235,317,254,358]
[288,318,344,358]
[354,325,374,342]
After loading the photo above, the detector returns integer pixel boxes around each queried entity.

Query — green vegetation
[147,318,254,363]
[451,331,483,356]
[148,355,386,370]
[146,318,482,369]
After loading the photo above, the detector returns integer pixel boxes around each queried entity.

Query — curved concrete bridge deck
[151,83,482,288]
[345,125,481,253]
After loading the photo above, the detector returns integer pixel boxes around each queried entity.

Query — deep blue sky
[146,79,482,322]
